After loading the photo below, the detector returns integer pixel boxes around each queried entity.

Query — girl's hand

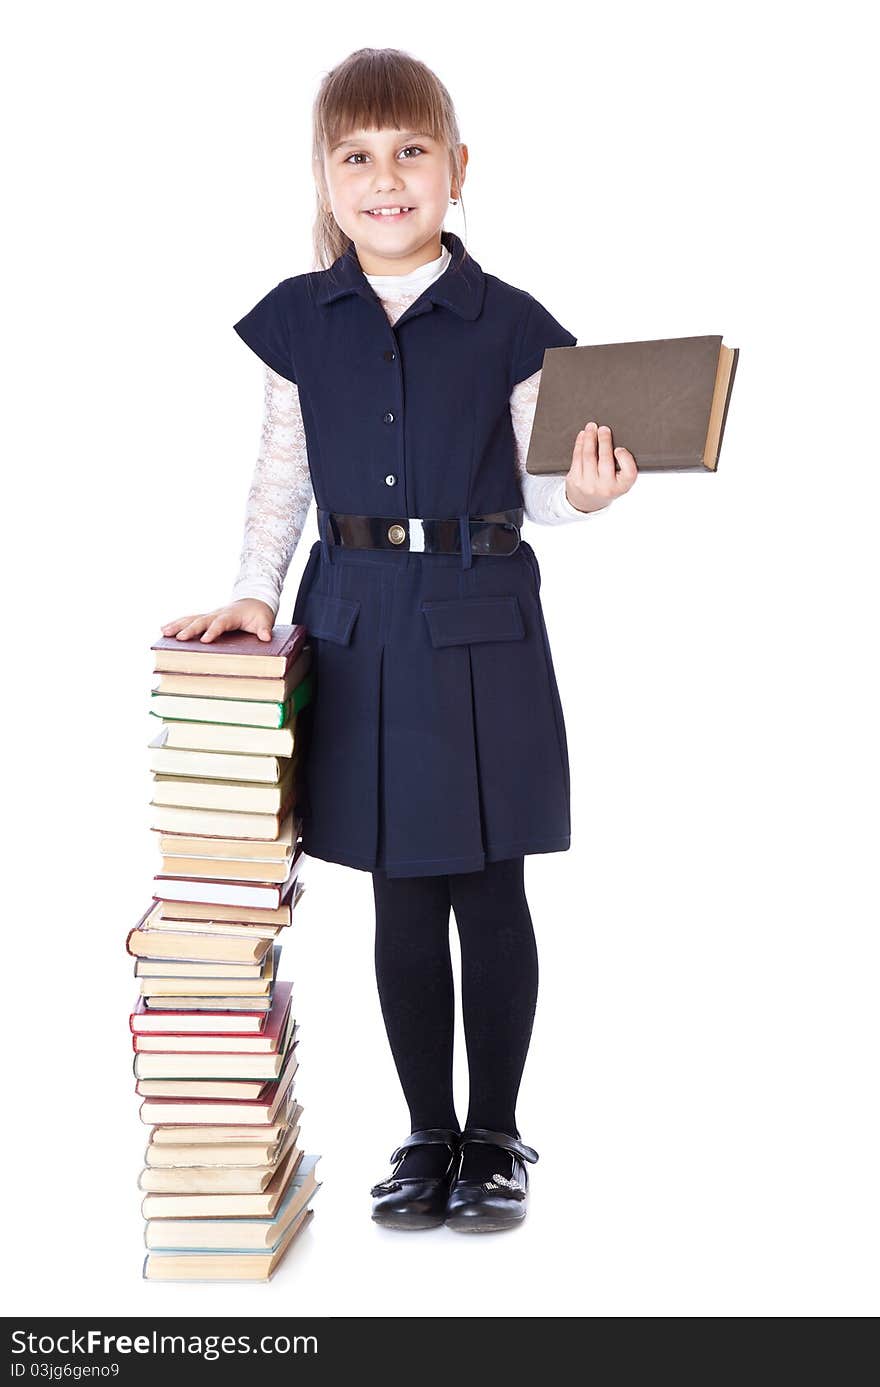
[565,422,638,514]
[161,599,277,644]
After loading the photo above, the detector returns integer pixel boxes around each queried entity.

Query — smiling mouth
[363,207,415,217]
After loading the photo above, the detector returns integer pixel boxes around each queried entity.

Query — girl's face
[322,126,466,275]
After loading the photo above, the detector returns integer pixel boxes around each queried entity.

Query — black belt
[318,509,523,556]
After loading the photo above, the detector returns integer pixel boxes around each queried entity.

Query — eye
[343,145,426,165]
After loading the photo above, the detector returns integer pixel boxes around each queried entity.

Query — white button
[384,474,396,485]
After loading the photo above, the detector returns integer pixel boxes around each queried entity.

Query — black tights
[371,855,538,1182]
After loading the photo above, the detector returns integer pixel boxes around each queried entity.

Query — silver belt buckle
[408,517,426,553]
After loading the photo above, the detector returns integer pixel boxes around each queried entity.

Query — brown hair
[311,48,468,272]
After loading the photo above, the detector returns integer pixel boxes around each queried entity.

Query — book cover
[526,334,740,475]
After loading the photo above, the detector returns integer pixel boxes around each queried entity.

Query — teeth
[367,207,411,216]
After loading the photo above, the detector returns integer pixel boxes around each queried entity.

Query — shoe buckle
[371,1178,403,1196]
[482,1171,526,1199]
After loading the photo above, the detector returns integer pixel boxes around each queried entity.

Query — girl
[162,48,637,1234]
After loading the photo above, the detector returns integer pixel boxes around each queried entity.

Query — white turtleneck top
[231,242,600,615]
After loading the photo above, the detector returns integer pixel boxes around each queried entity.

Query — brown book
[526,334,739,475]
[139,1125,301,1194]
[153,718,298,758]
[152,645,311,704]
[147,917,285,945]
[157,854,293,884]
[138,972,274,1000]
[140,1137,304,1219]
[144,1150,320,1255]
[138,1047,299,1126]
[133,984,293,1053]
[156,812,298,862]
[151,624,307,679]
[155,875,305,928]
[134,1045,293,1086]
[134,954,269,979]
[137,921,281,953]
[147,1106,296,1146]
[137,945,276,999]
[127,903,275,966]
[142,1204,315,1278]
[143,994,273,1012]
[144,1104,300,1166]
[148,740,294,790]
[150,758,296,816]
[153,844,303,910]
[137,1036,297,1100]
[148,784,298,840]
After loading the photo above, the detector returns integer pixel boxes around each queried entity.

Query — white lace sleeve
[510,370,606,523]
[230,364,314,616]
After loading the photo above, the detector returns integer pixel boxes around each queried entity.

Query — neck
[355,232,445,277]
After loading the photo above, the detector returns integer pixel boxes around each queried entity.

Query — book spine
[714,347,740,473]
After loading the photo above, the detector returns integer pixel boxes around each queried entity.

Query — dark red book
[151,624,307,679]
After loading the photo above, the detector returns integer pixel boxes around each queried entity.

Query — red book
[132,983,293,1052]
[130,995,272,1036]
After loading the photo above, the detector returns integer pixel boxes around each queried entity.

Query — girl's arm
[231,364,315,616]
[510,370,608,523]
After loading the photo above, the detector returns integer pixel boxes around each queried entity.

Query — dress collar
[316,229,485,321]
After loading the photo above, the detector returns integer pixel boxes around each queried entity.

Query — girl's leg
[448,855,540,1182]
[371,869,460,1177]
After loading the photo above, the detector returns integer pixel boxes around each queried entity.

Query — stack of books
[128,623,321,1282]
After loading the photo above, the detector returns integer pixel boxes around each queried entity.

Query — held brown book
[525,334,740,475]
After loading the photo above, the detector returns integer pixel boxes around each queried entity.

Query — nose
[371,154,405,192]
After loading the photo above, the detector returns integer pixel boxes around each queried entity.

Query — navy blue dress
[233,229,577,878]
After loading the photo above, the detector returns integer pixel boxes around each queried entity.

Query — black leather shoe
[370,1127,462,1230]
[444,1126,539,1233]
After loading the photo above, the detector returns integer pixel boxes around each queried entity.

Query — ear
[451,143,468,199]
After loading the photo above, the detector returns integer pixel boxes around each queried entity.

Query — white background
[3,0,877,1318]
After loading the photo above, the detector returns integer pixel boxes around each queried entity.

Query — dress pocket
[420,594,526,647]
[303,590,361,645]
